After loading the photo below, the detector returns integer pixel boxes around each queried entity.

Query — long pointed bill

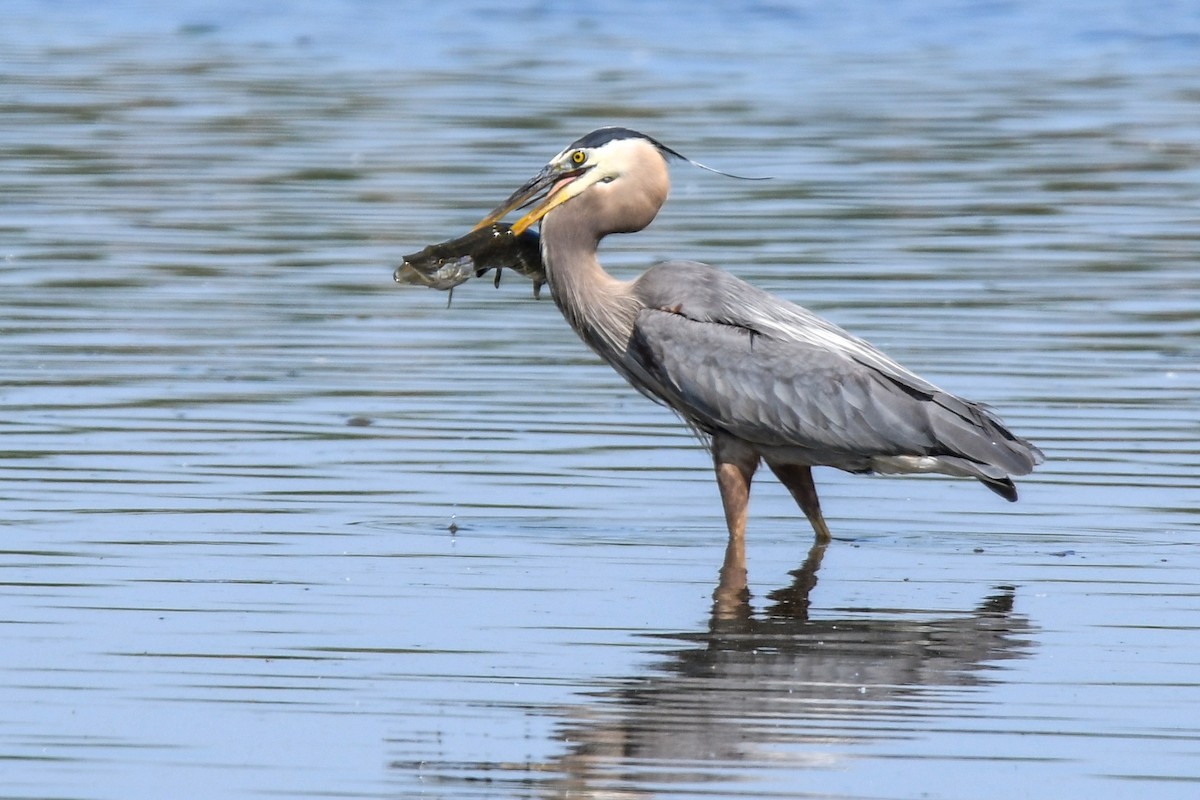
[472,163,587,235]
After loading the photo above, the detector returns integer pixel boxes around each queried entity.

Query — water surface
[2,2,1199,798]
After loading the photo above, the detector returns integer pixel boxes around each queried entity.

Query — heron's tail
[978,475,1019,502]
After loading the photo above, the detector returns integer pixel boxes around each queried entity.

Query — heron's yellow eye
[570,150,587,165]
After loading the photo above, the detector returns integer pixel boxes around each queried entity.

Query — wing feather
[627,261,1041,475]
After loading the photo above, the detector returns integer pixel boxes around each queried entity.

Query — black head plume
[568,127,770,181]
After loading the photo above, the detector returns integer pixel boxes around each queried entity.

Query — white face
[552,136,647,183]
[475,133,669,236]
[509,137,656,234]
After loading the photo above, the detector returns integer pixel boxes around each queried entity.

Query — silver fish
[394,223,546,299]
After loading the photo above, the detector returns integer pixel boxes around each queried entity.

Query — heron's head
[474,127,675,237]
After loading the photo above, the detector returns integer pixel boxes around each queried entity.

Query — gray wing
[626,261,1041,477]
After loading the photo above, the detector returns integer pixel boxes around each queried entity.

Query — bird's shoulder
[630,260,934,390]
[632,260,767,318]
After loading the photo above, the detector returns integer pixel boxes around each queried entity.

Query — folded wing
[625,261,1042,486]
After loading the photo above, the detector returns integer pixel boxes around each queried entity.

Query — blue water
[2,1,1199,798]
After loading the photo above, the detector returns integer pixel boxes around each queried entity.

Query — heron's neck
[540,214,641,358]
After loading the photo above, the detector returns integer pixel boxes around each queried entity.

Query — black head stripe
[569,127,649,149]
[567,127,684,160]
[564,127,766,181]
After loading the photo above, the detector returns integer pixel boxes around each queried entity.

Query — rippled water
[3,2,1199,798]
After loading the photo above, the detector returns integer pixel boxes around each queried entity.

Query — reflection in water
[549,551,1032,794]
[414,546,1034,796]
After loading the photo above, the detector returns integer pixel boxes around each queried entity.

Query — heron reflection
[398,549,1034,796]
[543,552,1033,796]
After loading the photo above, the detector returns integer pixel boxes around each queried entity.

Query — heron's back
[625,261,1042,488]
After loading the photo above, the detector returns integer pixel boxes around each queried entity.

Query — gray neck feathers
[541,207,641,360]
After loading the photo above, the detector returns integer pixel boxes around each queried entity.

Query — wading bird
[473,127,1042,553]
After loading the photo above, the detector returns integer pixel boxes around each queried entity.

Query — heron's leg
[711,437,760,611]
[766,462,833,544]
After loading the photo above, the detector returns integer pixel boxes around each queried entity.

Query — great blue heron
[473,127,1042,551]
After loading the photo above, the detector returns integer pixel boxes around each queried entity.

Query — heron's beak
[473,162,588,235]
